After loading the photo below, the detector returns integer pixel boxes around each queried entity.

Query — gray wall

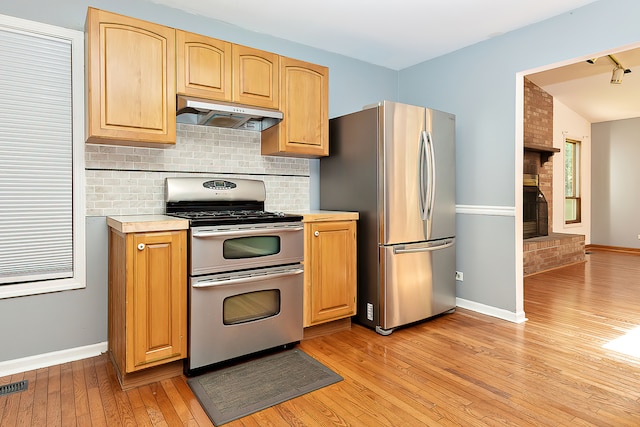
[591,118,640,248]
[398,0,640,313]
[0,218,108,361]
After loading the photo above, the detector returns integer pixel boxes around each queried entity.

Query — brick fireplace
[523,78,555,228]
[523,173,548,239]
[523,78,585,275]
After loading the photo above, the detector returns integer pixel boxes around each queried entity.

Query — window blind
[0,27,74,284]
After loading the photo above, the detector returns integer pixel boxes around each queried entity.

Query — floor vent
[0,380,28,396]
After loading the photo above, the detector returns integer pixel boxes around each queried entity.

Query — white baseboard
[456,298,527,323]
[0,342,108,378]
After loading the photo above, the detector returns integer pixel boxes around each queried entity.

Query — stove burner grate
[171,210,288,220]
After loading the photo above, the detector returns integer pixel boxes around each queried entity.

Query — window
[0,15,85,298]
[564,138,581,224]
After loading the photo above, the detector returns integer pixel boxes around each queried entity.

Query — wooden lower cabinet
[108,227,187,389]
[304,219,357,327]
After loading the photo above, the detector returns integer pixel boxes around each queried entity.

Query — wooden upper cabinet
[85,8,176,147]
[176,30,232,101]
[261,56,329,158]
[176,37,278,109]
[232,45,279,109]
[86,8,329,153]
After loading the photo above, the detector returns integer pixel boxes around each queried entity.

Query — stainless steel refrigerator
[320,100,456,335]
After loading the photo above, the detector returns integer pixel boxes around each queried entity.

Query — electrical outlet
[366,303,374,321]
[455,271,464,281]
[637,234,640,240]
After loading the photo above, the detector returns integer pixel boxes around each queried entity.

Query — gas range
[165,177,305,372]
[166,208,301,227]
[165,177,302,226]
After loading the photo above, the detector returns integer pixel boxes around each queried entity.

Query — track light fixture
[611,65,626,84]
[586,54,631,84]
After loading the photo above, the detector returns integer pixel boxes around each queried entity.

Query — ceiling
[146,0,598,70]
[526,47,640,123]
[145,0,638,123]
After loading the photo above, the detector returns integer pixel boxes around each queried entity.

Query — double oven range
[165,177,304,374]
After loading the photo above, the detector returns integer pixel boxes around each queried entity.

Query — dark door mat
[187,348,343,425]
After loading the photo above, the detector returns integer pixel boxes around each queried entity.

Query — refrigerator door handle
[425,130,436,222]
[419,131,428,220]
[393,239,454,254]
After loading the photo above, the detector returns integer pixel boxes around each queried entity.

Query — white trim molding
[457,298,527,323]
[456,204,516,217]
[0,342,107,377]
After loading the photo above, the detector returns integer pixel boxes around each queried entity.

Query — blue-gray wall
[1,0,640,362]
[399,0,640,313]
[592,118,640,248]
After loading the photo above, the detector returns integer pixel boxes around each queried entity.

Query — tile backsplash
[85,123,310,216]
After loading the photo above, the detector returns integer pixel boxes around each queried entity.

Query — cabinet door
[305,221,356,326]
[262,56,328,157]
[232,44,279,109]
[127,231,186,371]
[86,8,176,146]
[176,30,232,101]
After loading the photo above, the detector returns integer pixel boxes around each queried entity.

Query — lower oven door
[190,222,304,275]
[188,264,304,372]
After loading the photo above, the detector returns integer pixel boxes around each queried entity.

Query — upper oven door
[190,222,304,275]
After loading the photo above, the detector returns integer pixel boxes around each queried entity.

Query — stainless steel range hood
[176,95,283,131]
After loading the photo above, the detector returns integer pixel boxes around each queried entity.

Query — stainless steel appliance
[320,101,456,335]
[165,177,304,374]
[176,95,283,131]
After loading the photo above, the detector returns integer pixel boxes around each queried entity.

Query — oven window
[223,290,281,325]
[223,236,281,259]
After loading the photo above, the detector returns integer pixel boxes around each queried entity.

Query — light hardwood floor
[1,249,639,426]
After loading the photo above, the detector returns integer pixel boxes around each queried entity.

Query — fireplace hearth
[523,174,548,239]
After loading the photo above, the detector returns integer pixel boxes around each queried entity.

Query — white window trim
[0,14,85,299]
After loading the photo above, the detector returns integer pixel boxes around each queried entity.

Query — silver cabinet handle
[137,243,145,251]
[314,231,319,237]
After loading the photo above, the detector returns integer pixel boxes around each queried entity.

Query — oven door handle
[192,268,304,288]
[192,226,304,238]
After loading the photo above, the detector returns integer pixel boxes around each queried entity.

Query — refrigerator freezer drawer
[379,239,456,331]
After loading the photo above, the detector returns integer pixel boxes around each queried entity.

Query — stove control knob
[314,231,319,237]
[137,243,145,251]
